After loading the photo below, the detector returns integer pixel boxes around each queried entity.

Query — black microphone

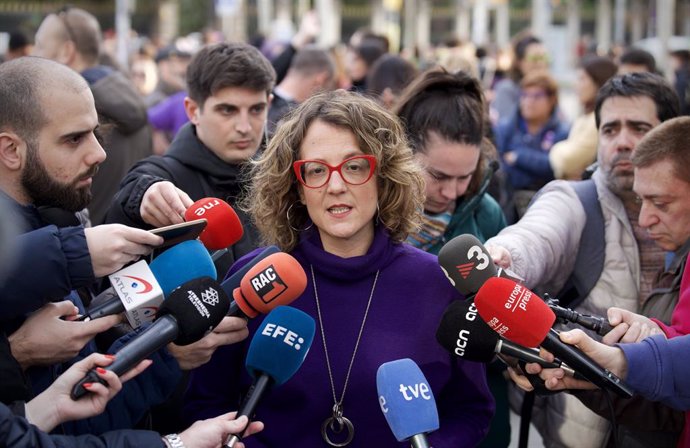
[71,277,230,400]
[549,303,614,336]
[475,278,633,398]
[435,300,578,377]
[438,234,498,298]
[219,246,280,315]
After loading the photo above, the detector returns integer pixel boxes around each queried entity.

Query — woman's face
[576,68,598,106]
[519,86,555,124]
[297,119,378,256]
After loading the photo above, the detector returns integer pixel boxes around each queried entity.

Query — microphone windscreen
[158,277,231,345]
[150,240,217,296]
[377,358,439,442]
[438,234,497,296]
[474,277,556,348]
[435,300,498,363]
[233,253,307,318]
[246,306,315,386]
[185,198,244,250]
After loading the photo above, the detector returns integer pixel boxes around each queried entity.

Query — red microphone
[231,252,307,318]
[184,198,244,250]
[474,277,633,398]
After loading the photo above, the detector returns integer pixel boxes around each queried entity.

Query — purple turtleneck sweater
[184,226,494,447]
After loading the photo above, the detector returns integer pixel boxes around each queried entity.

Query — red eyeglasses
[293,155,377,189]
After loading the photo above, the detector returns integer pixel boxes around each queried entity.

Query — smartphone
[150,219,207,249]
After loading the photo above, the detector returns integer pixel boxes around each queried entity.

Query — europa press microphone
[80,240,217,328]
[377,358,439,448]
[184,197,244,260]
[474,277,633,398]
[435,300,578,377]
[224,306,315,448]
[438,234,523,299]
[71,276,230,399]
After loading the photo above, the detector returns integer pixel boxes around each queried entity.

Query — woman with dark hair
[549,55,618,180]
[184,90,494,447]
[494,71,570,221]
[491,34,550,122]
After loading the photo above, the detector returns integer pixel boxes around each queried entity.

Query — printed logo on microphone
[191,198,221,217]
[186,290,211,319]
[261,323,306,350]
[122,276,154,294]
[249,264,288,304]
[454,302,479,357]
[201,287,219,306]
[455,245,491,278]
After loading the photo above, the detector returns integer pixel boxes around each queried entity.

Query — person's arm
[549,113,598,179]
[652,255,690,338]
[508,145,554,181]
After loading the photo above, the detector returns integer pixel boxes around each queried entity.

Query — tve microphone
[229,252,307,318]
[82,240,217,326]
[71,277,230,400]
[184,197,244,251]
[377,358,439,448]
[474,277,633,398]
[435,300,577,377]
[224,306,315,448]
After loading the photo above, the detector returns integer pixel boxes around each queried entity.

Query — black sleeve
[271,44,297,85]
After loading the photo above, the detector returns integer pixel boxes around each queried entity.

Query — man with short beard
[486,72,682,447]
[0,57,248,436]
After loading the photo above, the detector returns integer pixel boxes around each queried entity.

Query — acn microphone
[71,276,230,400]
[224,306,315,448]
[435,300,578,377]
[377,358,439,448]
[474,277,633,398]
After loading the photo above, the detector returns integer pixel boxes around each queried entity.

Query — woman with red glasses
[184,90,494,447]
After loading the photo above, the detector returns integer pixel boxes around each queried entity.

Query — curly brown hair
[240,90,425,251]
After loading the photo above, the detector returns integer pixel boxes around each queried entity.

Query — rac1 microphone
[82,240,217,326]
[435,300,578,377]
[224,306,315,448]
[377,358,439,448]
[229,252,307,318]
[219,246,280,304]
[474,277,633,398]
[184,197,244,251]
[71,277,230,400]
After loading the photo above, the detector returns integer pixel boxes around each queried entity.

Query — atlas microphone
[377,358,439,448]
[435,300,579,377]
[224,306,315,448]
[81,240,217,327]
[71,277,230,400]
[438,234,523,299]
[474,277,633,398]
[226,252,307,319]
[185,197,244,257]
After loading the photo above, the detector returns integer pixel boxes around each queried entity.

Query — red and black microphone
[474,277,633,398]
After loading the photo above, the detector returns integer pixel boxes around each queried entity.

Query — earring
[286,202,313,232]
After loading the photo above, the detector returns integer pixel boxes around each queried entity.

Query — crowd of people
[1,5,690,448]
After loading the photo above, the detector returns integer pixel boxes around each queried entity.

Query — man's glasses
[293,155,377,189]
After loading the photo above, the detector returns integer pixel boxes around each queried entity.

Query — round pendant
[321,415,354,447]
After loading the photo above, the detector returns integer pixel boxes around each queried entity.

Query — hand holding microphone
[140,181,194,228]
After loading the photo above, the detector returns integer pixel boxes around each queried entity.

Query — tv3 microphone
[474,277,633,398]
[435,300,579,378]
[71,276,230,400]
[377,358,439,448]
[224,306,315,448]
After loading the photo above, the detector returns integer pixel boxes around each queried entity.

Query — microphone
[547,301,614,336]
[81,240,217,326]
[474,277,633,398]
[228,252,307,318]
[377,358,439,448]
[435,300,578,377]
[184,197,244,251]
[71,276,230,400]
[224,306,315,448]
[438,234,497,297]
[219,246,280,299]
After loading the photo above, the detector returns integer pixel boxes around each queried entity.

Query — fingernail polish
[96,367,107,375]
[104,354,116,360]
[83,383,93,389]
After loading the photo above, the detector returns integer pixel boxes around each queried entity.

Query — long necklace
[311,265,379,447]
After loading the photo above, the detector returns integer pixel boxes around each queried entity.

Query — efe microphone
[474,277,633,398]
[71,276,230,400]
[435,300,578,377]
[377,358,439,448]
[224,306,315,448]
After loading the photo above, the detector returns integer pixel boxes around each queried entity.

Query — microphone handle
[83,294,126,321]
[70,316,179,400]
[220,246,280,297]
[226,300,248,319]
[542,329,633,398]
[572,314,614,336]
[409,433,431,448]
[223,374,273,448]
[498,339,562,369]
